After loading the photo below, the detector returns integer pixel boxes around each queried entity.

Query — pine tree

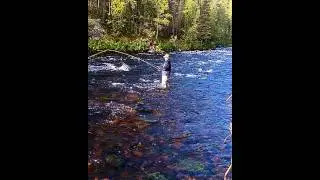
[197,0,213,45]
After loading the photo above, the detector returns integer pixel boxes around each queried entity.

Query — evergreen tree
[197,0,213,45]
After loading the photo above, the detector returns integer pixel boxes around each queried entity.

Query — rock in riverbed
[88,101,137,123]
[105,154,124,168]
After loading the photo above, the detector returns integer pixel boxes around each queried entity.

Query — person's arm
[164,61,171,72]
[163,61,169,71]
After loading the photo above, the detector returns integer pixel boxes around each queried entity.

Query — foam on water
[205,69,213,73]
[133,82,160,90]
[185,74,198,78]
[118,63,131,71]
[88,64,114,72]
[111,83,125,87]
[198,61,210,65]
[174,73,184,77]
[88,62,131,72]
[139,78,152,82]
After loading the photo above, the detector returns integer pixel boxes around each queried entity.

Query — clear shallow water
[88,48,232,179]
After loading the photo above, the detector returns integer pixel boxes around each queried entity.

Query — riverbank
[88,36,231,55]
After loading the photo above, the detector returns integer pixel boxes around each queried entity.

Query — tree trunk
[172,20,175,36]
[168,0,175,36]
[176,0,185,37]
[101,0,106,23]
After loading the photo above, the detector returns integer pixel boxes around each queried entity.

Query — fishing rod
[226,94,232,101]
[88,49,161,71]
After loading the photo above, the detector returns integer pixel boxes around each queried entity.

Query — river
[88,47,232,179]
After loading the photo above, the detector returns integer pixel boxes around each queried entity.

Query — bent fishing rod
[88,49,161,71]
[226,94,232,101]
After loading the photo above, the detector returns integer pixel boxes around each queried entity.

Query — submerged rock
[132,151,144,157]
[174,158,205,173]
[105,154,124,168]
[89,101,137,123]
[124,91,140,102]
[105,101,136,118]
[147,172,168,180]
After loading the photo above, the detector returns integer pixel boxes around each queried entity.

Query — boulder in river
[147,172,168,180]
[105,154,124,168]
[89,101,137,123]
[124,92,140,102]
[170,158,205,173]
[104,101,137,120]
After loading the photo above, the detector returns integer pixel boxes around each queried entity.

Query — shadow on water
[88,48,232,179]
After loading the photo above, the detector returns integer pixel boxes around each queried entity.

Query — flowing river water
[88,47,232,179]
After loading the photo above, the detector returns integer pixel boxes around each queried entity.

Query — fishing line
[88,49,161,71]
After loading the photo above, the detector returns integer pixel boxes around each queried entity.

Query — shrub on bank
[157,41,177,52]
[88,35,222,53]
[88,36,149,52]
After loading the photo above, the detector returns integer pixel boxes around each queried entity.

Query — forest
[88,0,231,52]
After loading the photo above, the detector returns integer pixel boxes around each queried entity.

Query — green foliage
[88,36,149,52]
[157,41,177,52]
[197,0,213,43]
[88,0,232,52]
[88,35,217,53]
[179,24,200,50]
[183,0,198,26]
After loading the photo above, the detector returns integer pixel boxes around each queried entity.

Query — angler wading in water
[88,49,172,89]
[161,53,171,89]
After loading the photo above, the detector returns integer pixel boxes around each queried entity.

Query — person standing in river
[161,53,171,88]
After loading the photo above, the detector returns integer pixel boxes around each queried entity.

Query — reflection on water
[88,48,232,179]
